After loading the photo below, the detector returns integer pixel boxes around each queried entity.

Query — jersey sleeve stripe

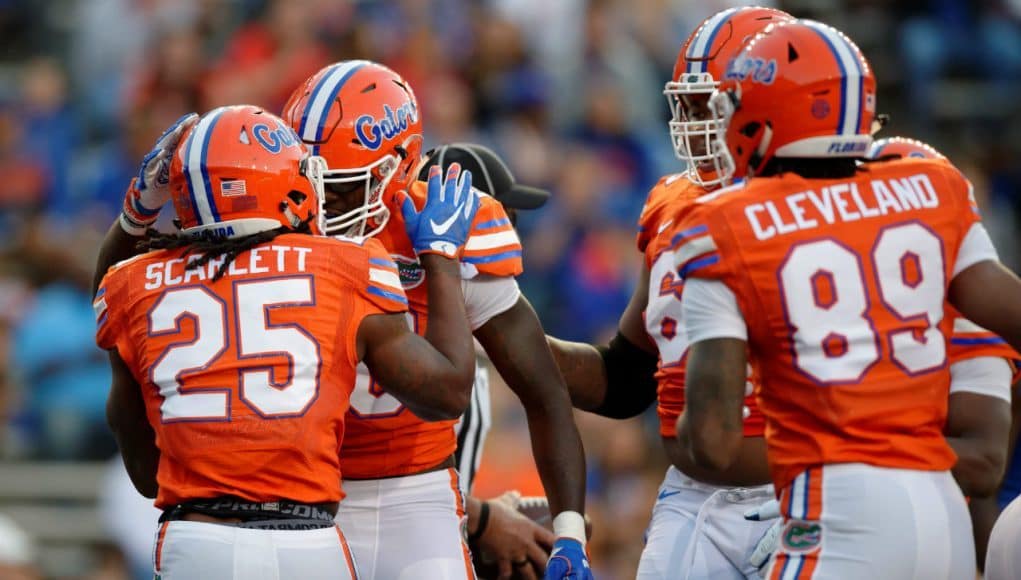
[369,268,402,289]
[678,253,721,278]
[670,224,709,245]
[475,217,511,230]
[93,297,108,323]
[953,318,988,333]
[465,230,520,251]
[462,249,523,265]
[951,336,1007,346]
[367,285,409,306]
[368,257,397,270]
[673,234,718,267]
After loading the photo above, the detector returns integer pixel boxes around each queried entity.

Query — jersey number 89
[778,222,946,384]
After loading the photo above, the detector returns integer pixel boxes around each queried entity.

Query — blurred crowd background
[1,0,1020,578]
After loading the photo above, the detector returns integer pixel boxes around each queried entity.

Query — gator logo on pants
[782,520,822,553]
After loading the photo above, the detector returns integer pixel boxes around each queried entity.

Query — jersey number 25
[148,277,321,421]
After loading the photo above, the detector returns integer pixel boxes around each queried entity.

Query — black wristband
[591,331,658,419]
[468,500,490,542]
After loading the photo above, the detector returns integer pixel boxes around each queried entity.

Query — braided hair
[139,215,314,282]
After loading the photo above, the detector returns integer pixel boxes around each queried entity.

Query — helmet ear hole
[288,190,308,205]
[740,122,761,138]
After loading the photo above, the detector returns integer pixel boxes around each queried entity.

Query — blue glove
[121,112,198,235]
[400,163,478,258]
[544,538,592,580]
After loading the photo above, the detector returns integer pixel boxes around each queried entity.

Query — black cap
[419,143,550,210]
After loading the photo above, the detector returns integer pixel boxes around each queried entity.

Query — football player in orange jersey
[95,105,481,579]
[545,7,794,579]
[868,136,1018,568]
[671,19,1021,579]
[281,61,588,580]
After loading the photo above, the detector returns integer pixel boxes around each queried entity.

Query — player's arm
[951,260,1021,352]
[972,387,1021,570]
[105,350,159,498]
[360,164,479,420]
[676,277,749,471]
[93,221,143,296]
[546,264,658,417]
[359,254,475,421]
[944,359,1012,497]
[475,295,587,521]
[92,113,198,296]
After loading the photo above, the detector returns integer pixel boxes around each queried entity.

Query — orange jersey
[639,174,766,438]
[673,158,986,491]
[94,234,407,509]
[342,181,522,478]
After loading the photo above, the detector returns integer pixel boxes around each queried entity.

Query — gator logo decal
[392,254,424,289]
[782,520,822,553]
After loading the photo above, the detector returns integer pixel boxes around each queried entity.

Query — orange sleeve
[636,176,678,258]
[94,264,128,351]
[671,201,731,283]
[936,161,984,251]
[636,188,664,254]
[359,238,410,315]
[460,194,523,278]
[669,199,759,324]
[948,312,1020,371]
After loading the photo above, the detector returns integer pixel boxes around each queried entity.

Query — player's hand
[544,538,592,580]
[479,492,555,580]
[399,163,478,258]
[744,498,782,571]
[120,113,198,235]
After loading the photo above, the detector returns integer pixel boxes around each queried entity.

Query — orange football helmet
[168,105,326,238]
[709,19,877,184]
[665,6,793,188]
[867,136,946,161]
[282,60,423,238]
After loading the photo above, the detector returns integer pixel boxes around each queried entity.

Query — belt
[160,497,337,530]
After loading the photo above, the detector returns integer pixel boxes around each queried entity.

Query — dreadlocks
[139,218,314,282]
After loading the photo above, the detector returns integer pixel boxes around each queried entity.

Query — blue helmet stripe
[182,119,204,225]
[183,107,227,225]
[804,21,862,136]
[297,61,367,154]
[199,112,222,223]
[686,8,739,74]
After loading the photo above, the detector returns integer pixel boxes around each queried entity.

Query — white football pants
[765,464,973,580]
[985,492,1021,580]
[336,467,476,579]
[637,465,776,579]
[153,520,357,579]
